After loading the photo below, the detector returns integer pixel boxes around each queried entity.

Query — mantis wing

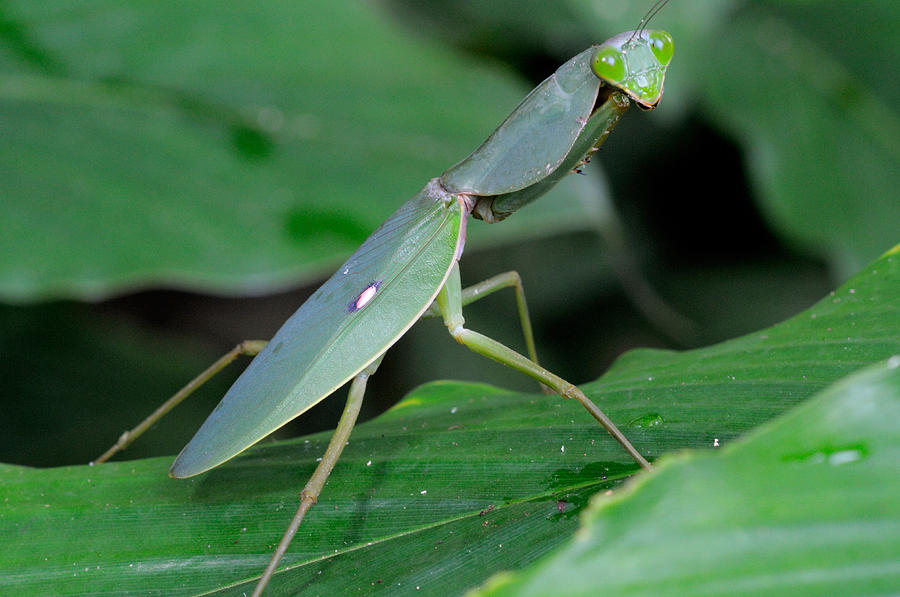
[171,180,464,477]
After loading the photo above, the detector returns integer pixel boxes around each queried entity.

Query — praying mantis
[95,24,673,595]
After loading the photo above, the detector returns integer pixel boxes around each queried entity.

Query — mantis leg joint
[448,324,466,344]
[559,383,579,400]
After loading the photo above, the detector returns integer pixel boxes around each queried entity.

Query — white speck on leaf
[829,450,862,466]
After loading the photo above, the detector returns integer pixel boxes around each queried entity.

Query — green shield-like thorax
[440,47,602,197]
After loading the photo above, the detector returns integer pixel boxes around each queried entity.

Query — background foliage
[1,0,898,594]
[5,252,899,594]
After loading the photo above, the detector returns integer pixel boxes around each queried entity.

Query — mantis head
[592,29,674,110]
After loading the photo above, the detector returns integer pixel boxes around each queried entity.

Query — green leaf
[697,1,900,273]
[473,356,900,597]
[2,247,897,594]
[0,0,605,300]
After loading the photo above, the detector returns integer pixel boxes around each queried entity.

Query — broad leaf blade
[698,2,900,273]
[474,357,900,596]
[0,0,602,301]
[2,248,898,594]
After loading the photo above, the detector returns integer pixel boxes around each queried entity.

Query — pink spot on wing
[348,281,381,312]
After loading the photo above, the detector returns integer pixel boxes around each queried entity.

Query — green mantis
[96,25,673,595]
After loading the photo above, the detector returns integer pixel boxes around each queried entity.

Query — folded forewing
[171,181,464,477]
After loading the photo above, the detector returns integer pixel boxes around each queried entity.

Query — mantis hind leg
[435,263,652,471]
[252,356,380,596]
[93,340,268,464]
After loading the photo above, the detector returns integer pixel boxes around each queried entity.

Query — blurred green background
[2,0,897,467]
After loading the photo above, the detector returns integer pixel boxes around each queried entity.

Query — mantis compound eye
[649,30,674,66]
[591,45,627,85]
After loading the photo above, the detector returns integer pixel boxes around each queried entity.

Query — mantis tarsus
[95,26,673,595]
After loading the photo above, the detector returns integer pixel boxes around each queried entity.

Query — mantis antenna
[629,0,671,42]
